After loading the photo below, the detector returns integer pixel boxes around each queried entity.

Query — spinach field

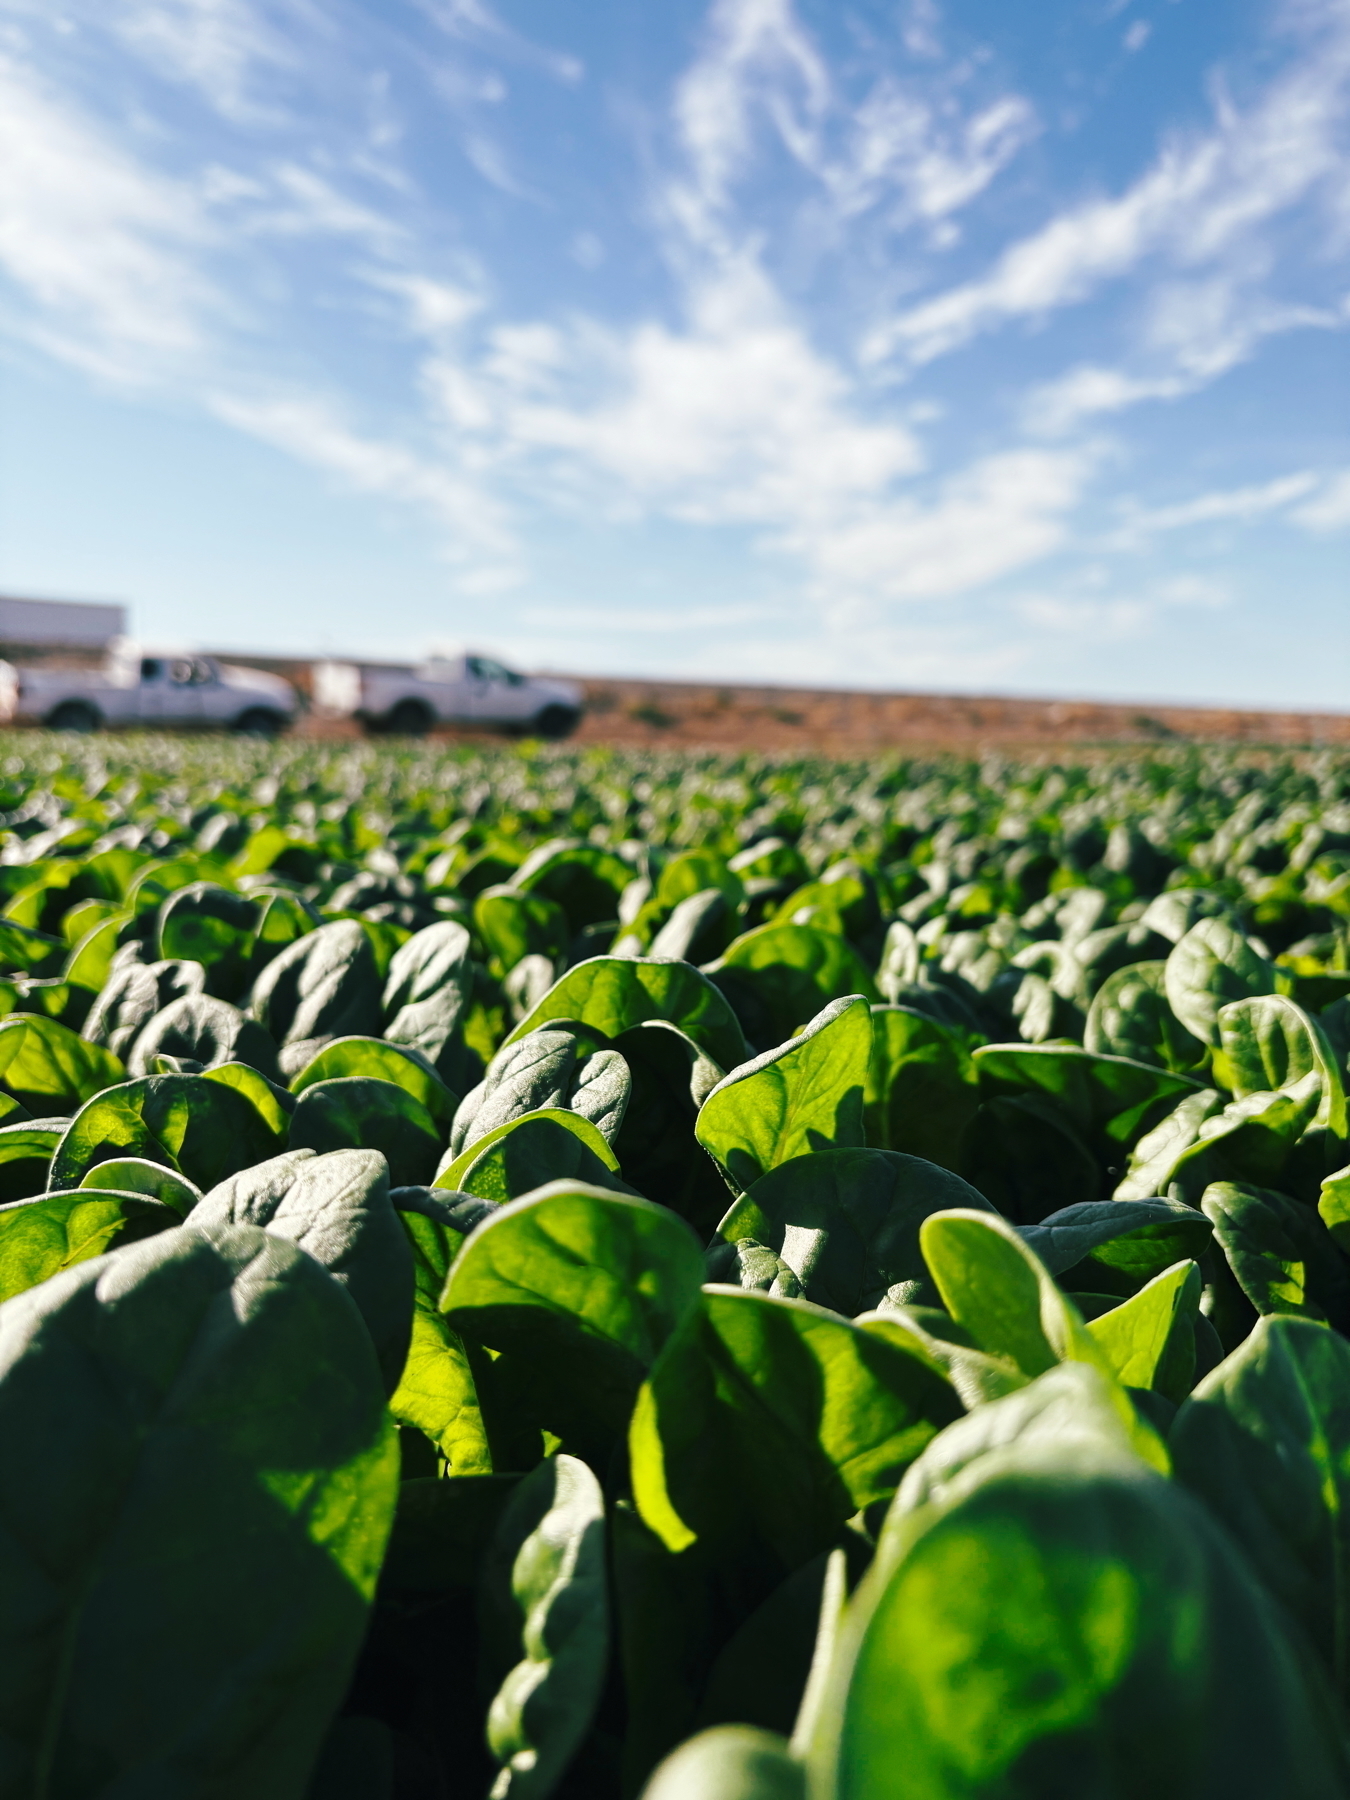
[4,732,1350,1800]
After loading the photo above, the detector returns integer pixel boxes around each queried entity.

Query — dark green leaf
[50,1073,284,1193]
[475,885,571,973]
[381,920,472,1068]
[292,1034,457,1128]
[0,1013,125,1115]
[1219,993,1347,1134]
[127,992,281,1081]
[247,919,383,1073]
[157,880,260,997]
[288,1076,442,1188]
[972,1041,1202,1153]
[390,1189,495,1470]
[0,1119,62,1204]
[1085,1259,1201,1402]
[443,1180,704,1460]
[78,1155,201,1214]
[716,1147,996,1316]
[1114,1085,1225,1200]
[812,1376,1349,1800]
[0,1220,400,1798]
[451,1026,628,1159]
[1172,1314,1350,1702]
[201,1058,295,1135]
[1318,1160,1350,1248]
[509,840,631,932]
[379,1473,521,1595]
[915,1211,1168,1473]
[504,956,748,1073]
[705,924,879,1050]
[194,1147,414,1394]
[82,956,207,1059]
[961,1092,1102,1223]
[0,1188,178,1301]
[862,1006,979,1172]
[704,1239,804,1297]
[630,1288,961,1564]
[1165,917,1277,1047]
[435,1108,636,1203]
[641,1728,804,1800]
[1201,1179,1350,1327]
[1018,1197,1214,1288]
[480,1453,609,1800]
[610,1020,729,1236]
[695,996,871,1194]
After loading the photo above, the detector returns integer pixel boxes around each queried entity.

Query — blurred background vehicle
[0,640,299,735]
[313,650,583,738]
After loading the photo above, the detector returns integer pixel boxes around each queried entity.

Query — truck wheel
[233,708,286,738]
[385,700,433,737]
[46,701,101,734]
[532,704,580,740]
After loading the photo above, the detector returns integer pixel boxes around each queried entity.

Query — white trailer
[312,651,583,738]
[0,595,127,648]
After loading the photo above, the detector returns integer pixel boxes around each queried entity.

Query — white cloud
[520,600,779,635]
[111,0,291,119]
[1124,20,1152,53]
[365,270,483,339]
[667,0,1034,244]
[834,87,1036,223]
[1014,571,1231,644]
[1112,471,1321,540]
[792,448,1094,601]
[0,53,212,371]
[208,390,520,571]
[864,4,1350,366]
[502,260,923,527]
[415,0,584,85]
[462,134,534,199]
[1023,364,1191,434]
[248,164,406,249]
[1292,468,1350,529]
[670,0,830,241]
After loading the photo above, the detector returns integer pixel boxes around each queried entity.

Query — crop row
[2,734,1350,1799]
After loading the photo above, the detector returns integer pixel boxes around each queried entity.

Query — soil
[192,653,1350,755]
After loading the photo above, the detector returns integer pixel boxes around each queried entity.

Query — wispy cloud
[668,0,1035,246]
[502,260,922,526]
[111,0,295,120]
[207,389,521,583]
[1112,471,1322,539]
[1291,469,1350,530]
[864,0,1350,368]
[415,0,584,86]
[0,52,214,374]
[791,447,1096,603]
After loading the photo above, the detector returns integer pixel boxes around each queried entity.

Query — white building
[0,596,127,648]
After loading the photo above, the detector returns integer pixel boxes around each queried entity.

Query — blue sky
[0,0,1346,706]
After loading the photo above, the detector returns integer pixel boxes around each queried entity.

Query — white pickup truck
[0,643,299,736]
[313,651,583,738]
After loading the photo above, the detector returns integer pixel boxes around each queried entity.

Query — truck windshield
[468,657,523,686]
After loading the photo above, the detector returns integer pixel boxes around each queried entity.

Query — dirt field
[563,675,1350,754]
[10,642,1346,753]
[260,664,1350,753]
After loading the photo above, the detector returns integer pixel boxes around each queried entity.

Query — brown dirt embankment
[185,652,1350,754]
[561,675,1350,755]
